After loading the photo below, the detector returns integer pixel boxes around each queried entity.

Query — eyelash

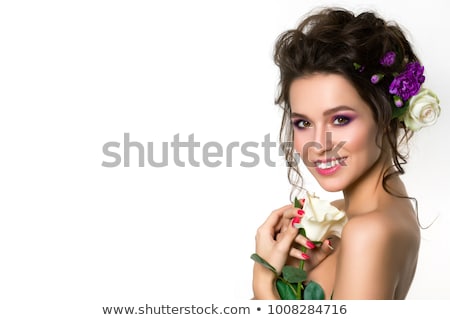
[292,119,311,129]
[333,115,352,126]
[292,115,352,129]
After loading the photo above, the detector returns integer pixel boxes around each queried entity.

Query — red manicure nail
[297,209,305,216]
[327,238,334,250]
[291,216,301,227]
[301,253,310,259]
[306,240,315,249]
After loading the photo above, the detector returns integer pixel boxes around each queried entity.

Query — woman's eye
[333,115,351,126]
[293,119,312,129]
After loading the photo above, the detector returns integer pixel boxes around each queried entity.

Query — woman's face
[289,73,381,192]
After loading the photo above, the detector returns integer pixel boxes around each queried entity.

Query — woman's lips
[314,157,347,176]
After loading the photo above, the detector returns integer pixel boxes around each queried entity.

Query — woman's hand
[281,208,337,272]
[255,204,301,273]
[253,204,337,299]
[253,204,300,299]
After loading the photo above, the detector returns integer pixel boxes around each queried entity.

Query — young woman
[252,7,440,300]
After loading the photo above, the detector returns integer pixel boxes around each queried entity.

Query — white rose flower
[294,193,347,242]
[403,87,441,131]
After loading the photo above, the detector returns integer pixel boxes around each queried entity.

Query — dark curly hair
[274,7,420,199]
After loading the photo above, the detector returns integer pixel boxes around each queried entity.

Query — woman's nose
[313,129,334,154]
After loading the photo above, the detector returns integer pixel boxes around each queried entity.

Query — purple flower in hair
[405,62,425,83]
[389,62,425,101]
[371,73,384,84]
[393,95,403,108]
[380,51,396,66]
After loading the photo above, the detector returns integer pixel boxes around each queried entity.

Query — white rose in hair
[403,87,441,131]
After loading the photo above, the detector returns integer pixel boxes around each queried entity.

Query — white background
[1,0,449,318]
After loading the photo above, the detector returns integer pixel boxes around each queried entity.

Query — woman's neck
[342,152,406,218]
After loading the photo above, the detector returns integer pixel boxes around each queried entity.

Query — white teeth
[316,158,345,169]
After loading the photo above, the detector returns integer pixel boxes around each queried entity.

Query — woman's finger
[280,207,304,233]
[293,233,317,250]
[258,204,293,237]
[269,217,301,264]
[289,247,311,260]
[282,206,305,219]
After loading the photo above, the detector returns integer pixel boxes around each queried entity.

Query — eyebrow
[291,105,356,118]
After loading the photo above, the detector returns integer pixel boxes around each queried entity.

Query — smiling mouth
[314,157,347,169]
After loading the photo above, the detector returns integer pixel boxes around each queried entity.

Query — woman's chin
[317,181,345,193]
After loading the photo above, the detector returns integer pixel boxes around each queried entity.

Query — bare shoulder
[343,212,391,238]
[341,208,420,259]
[333,208,420,298]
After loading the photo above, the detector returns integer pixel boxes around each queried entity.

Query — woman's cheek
[294,132,315,165]
[293,132,306,158]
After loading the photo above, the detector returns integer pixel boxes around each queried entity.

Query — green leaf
[276,279,298,300]
[303,281,325,300]
[299,227,306,238]
[281,265,307,283]
[391,98,409,119]
[294,197,301,208]
[250,253,277,274]
[353,62,362,70]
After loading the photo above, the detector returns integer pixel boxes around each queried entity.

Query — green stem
[278,276,297,297]
[293,199,307,300]
[296,282,304,299]
[297,227,307,299]
[298,227,307,270]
